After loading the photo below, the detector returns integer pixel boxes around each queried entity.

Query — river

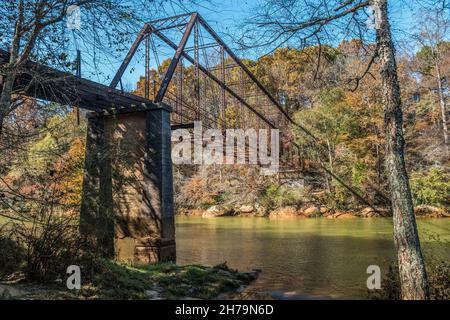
[175,217,450,299]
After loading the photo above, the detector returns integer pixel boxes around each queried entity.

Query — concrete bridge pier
[80,104,176,264]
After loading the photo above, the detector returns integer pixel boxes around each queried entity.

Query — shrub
[177,177,216,208]
[317,182,355,211]
[259,183,304,211]
[11,214,96,282]
[1,212,101,284]
[410,168,450,207]
[0,226,26,280]
[428,260,450,299]
[369,260,449,300]
[369,234,450,300]
[3,192,98,282]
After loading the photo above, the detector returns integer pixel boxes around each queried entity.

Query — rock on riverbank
[178,204,449,219]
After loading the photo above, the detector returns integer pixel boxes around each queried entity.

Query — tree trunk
[376,143,381,188]
[0,72,17,136]
[435,61,448,145]
[373,0,429,299]
[325,138,334,193]
[0,0,23,137]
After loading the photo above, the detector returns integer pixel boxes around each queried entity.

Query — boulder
[360,207,391,218]
[254,203,266,217]
[360,207,373,217]
[269,206,299,219]
[191,209,204,216]
[366,211,380,218]
[202,205,227,218]
[236,271,259,283]
[414,205,449,218]
[302,206,321,217]
[239,205,255,214]
[319,207,329,214]
[145,289,162,299]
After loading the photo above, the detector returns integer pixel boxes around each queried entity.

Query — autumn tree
[242,0,430,299]
[0,0,200,136]
[412,10,449,146]
[0,1,138,137]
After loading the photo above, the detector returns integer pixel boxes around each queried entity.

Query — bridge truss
[109,12,301,168]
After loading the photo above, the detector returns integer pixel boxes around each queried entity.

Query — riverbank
[178,204,450,219]
[0,261,258,300]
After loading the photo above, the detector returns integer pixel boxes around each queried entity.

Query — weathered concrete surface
[80,106,175,263]
[80,114,115,258]
[136,106,176,263]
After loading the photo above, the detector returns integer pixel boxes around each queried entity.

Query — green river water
[175,217,450,299]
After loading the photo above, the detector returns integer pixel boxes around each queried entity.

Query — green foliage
[317,87,345,107]
[323,181,354,210]
[416,45,435,74]
[213,192,227,204]
[410,168,450,207]
[86,260,151,299]
[351,161,367,187]
[415,41,450,74]
[292,86,382,210]
[81,261,242,300]
[259,183,304,211]
[26,112,85,175]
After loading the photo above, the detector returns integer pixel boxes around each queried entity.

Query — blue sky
[75,0,441,89]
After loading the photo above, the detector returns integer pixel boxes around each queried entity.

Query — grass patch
[75,260,244,300]
[1,259,251,300]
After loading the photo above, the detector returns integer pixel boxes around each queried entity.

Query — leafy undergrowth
[1,261,257,300]
[368,260,449,300]
[368,235,450,300]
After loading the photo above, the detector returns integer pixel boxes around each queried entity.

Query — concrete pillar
[80,105,176,264]
[136,105,176,263]
[80,114,115,257]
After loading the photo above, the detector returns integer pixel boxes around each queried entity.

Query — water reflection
[176,217,450,299]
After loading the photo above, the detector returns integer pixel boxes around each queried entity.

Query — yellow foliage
[51,137,86,206]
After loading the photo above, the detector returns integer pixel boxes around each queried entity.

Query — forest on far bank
[171,39,449,218]
[1,38,448,220]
